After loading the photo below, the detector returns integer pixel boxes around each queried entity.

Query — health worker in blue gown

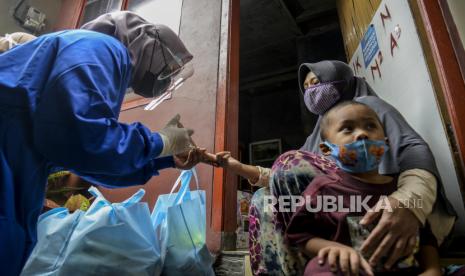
[0,11,198,275]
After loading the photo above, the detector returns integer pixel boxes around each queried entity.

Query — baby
[285,101,441,276]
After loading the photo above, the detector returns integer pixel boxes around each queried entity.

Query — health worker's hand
[159,114,194,156]
[174,147,206,170]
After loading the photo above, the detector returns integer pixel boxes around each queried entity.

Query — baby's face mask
[322,139,389,173]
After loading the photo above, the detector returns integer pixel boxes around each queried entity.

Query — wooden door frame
[437,0,465,93]
[211,0,240,249]
[54,0,86,30]
[410,0,465,195]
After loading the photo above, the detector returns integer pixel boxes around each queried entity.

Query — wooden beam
[302,21,340,37]
[54,0,86,30]
[296,6,336,23]
[240,72,296,92]
[240,66,296,84]
[273,0,303,36]
[212,0,240,247]
[240,36,296,56]
[438,0,465,86]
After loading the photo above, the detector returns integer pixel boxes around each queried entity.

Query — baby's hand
[197,150,220,167]
[318,245,374,276]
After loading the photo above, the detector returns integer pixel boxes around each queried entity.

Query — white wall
[127,0,183,34]
[349,0,465,232]
[447,0,465,49]
[0,0,24,34]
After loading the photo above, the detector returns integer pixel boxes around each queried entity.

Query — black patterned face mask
[303,80,346,115]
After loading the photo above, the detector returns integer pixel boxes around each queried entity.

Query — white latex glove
[158,114,194,156]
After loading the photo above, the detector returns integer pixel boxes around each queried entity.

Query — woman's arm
[391,169,437,225]
[215,152,269,187]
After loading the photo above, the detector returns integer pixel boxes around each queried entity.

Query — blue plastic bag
[152,169,215,276]
[22,187,162,276]
[21,208,83,275]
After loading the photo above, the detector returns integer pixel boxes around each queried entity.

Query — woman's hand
[318,245,374,276]
[359,196,420,269]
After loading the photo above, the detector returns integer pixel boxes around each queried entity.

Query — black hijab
[299,60,377,153]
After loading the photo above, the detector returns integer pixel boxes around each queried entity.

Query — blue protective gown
[0,30,174,275]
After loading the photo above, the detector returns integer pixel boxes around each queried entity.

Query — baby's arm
[285,179,373,275]
[418,245,441,276]
[214,152,269,187]
[418,224,442,276]
[305,237,374,276]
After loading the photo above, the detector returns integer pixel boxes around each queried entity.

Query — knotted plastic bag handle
[88,186,146,208]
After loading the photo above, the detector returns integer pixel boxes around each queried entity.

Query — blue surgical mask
[324,139,389,173]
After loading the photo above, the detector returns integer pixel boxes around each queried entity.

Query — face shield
[136,29,194,110]
[79,12,193,107]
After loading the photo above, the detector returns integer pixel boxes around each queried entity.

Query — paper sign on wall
[361,24,379,68]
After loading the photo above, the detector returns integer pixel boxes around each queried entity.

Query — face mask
[303,80,345,115]
[323,139,389,173]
